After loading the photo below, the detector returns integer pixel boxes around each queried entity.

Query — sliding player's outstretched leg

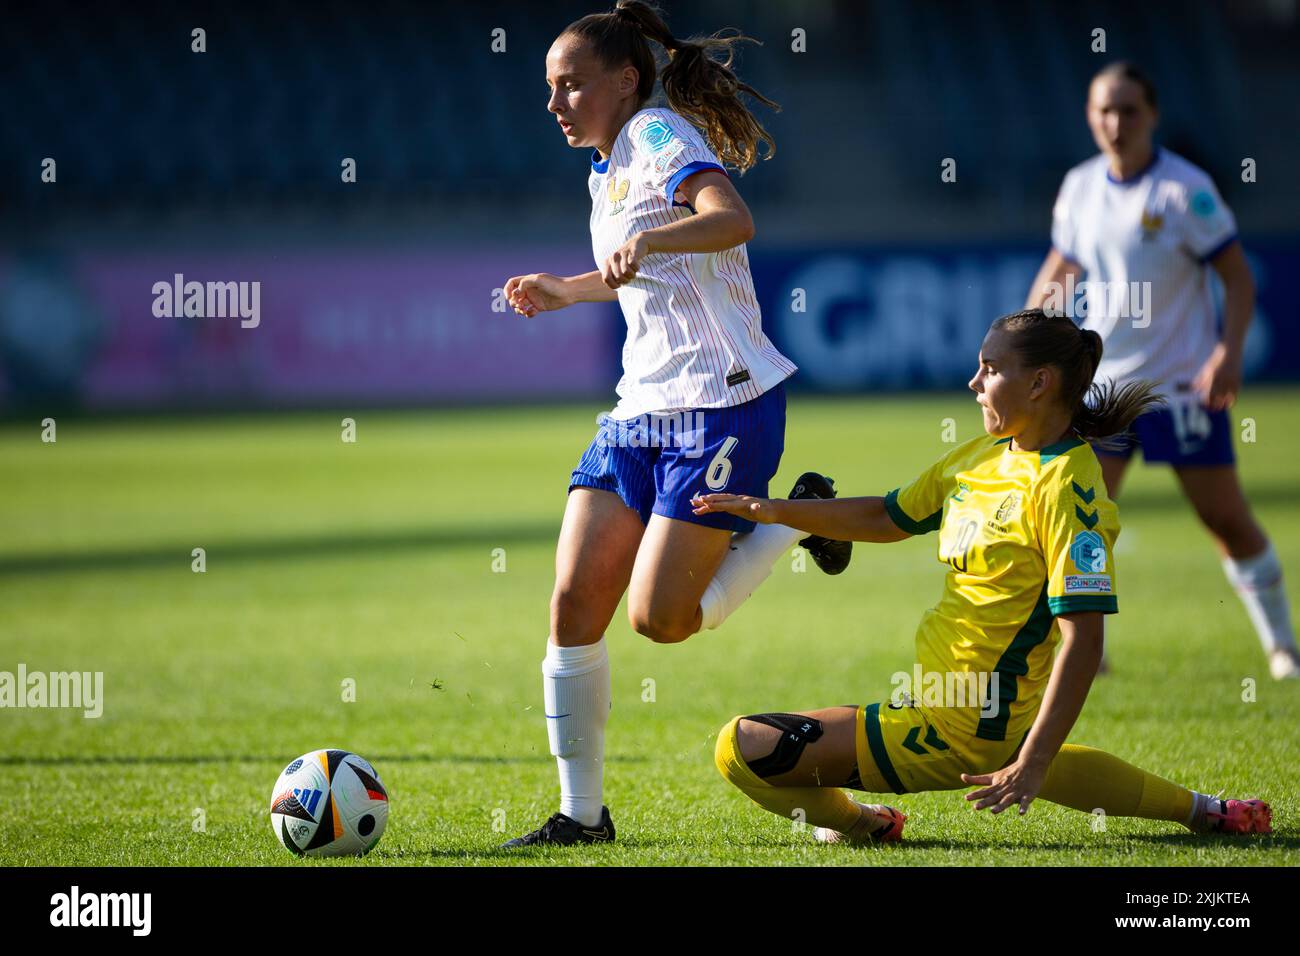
[714,706,1272,845]
[714,706,906,844]
[1033,744,1273,835]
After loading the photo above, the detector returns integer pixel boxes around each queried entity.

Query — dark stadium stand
[1,0,1296,238]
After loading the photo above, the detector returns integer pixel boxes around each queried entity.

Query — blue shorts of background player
[1094,392,1235,466]
[569,383,786,534]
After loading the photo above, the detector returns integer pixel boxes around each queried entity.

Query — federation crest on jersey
[1140,209,1164,239]
[637,118,676,152]
[607,177,629,215]
[1190,189,1217,218]
[1069,529,1107,573]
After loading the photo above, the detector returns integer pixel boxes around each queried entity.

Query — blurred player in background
[698,310,1272,843]
[500,1,849,846]
[1026,62,1300,680]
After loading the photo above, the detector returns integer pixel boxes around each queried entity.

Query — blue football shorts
[569,383,787,533]
[1095,390,1235,466]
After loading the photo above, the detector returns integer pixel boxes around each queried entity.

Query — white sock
[1222,543,1297,654]
[1186,791,1222,832]
[542,639,610,827]
[699,523,803,630]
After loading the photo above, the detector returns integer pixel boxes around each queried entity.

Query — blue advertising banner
[1,241,1293,412]
[751,243,1299,392]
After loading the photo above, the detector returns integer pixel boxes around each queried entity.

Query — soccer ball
[270,749,389,857]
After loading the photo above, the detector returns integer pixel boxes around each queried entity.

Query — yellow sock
[713,716,862,832]
[1039,745,1193,824]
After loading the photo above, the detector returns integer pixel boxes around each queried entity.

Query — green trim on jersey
[1049,595,1118,615]
[884,488,942,535]
[863,703,907,793]
[976,584,1056,742]
[1039,437,1086,463]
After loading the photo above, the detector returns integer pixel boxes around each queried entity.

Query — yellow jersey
[883,433,1120,744]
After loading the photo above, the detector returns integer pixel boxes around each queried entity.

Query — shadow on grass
[377,845,647,862]
[0,752,646,766]
[5,484,1297,580]
[6,481,1297,582]
[1119,831,1300,850]
[0,523,560,578]
[371,835,967,861]
[675,831,1300,854]
[267,828,1300,864]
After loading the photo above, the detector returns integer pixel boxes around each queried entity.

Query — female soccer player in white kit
[1026,62,1299,680]
[499,1,850,845]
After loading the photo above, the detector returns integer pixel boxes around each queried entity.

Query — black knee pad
[740,712,824,778]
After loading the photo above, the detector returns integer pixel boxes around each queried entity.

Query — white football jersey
[588,107,796,420]
[1051,148,1238,398]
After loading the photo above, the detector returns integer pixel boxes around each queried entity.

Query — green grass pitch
[2,390,1297,866]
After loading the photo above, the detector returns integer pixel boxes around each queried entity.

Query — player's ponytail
[991,309,1164,449]
[563,1,779,172]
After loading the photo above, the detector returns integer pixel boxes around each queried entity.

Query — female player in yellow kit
[694,308,1273,843]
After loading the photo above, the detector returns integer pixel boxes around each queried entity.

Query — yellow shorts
[852,701,1028,794]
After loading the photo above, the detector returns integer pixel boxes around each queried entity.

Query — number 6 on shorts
[705,436,739,490]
